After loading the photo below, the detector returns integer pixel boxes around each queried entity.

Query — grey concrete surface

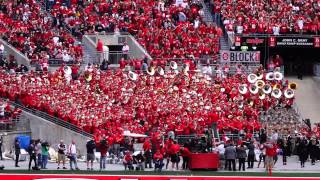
[286,76,320,126]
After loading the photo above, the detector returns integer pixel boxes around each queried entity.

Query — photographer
[57,140,67,169]
[134,151,145,171]
[41,141,50,169]
[99,138,108,171]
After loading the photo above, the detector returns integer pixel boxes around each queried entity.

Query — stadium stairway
[202,0,230,51]
[286,76,320,126]
[200,0,215,26]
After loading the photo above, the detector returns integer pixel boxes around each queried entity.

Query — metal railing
[2,98,93,138]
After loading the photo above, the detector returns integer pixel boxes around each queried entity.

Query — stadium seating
[213,0,320,34]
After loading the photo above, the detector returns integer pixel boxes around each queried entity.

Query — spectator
[36,140,42,168]
[86,139,96,170]
[28,140,38,171]
[265,139,277,176]
[143,139,152,169]
[68,140,79,170]
[57,140,67,169]
[309,138,318,165]
[236,144,247,171]
[297,138,308,168]
[247,140,255,168]
[153,150,164,172]
[257,143,266,168]
[181,146,191,170]
[14,139,20,167]
[98,138,108,171]
[0,136,2,160]
[224,142,236,171]
[122,42,130,60]
[170,141,180,170]
[123,151,134,171]
[135,151,145,171]
[41,141,50,169]
[280,139,290,165]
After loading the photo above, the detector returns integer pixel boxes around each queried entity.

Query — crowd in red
[213,0,320,34]
[0,0,83,63]
[0,63,296,145]
[47,0,222,59]
[0,99,22,128]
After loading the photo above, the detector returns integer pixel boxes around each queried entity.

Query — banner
[1,175,320,180]
[220,50,260,63]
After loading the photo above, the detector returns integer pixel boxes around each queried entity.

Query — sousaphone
[128,71,138,81]
[238,84,248,94]
[249,84,259,94]
[170,61,178,70]
[157,66,165,76]
[147,66,155,76]
[247,73,258,84]
[266,72,275,81]
[272,88,282,99]
[284,88,294,99]
[262,84,272,94]
[274,72,283,81]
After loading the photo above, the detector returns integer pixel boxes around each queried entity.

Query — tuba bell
[238,84,248,94]
[274,72,283,81]
[255,80,265,89]
[284,88,294,99]
[157,66,165,76]
[249,84,259,94]
[147,66,155,76]
[84,71,92,82]
[170,61,178,70]
[247,73,258,84]
[128,71,138,81]
[288,82,297,90]
[256,72,264,80]
[259,90,266,100]
[266,72,275,81]
[183,63,190,75]
[64,66,72,76]
[262,84,272,94]
[272,88,282,99]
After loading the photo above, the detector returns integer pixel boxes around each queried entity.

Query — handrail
[237,34,320,38]
[2,98,93,138]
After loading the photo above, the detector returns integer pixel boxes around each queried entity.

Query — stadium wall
[24,111,90,155]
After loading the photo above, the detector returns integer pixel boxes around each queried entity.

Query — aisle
[286,76,320,126]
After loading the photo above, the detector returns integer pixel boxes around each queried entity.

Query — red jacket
[153,152,163,160]
[181,147,191,157]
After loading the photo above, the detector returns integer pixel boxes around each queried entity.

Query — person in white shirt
[122,42,129,60]
[62,51,71,62]
[0,43,4,54]
[68,140,79,170]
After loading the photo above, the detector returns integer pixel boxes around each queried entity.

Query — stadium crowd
[0,0,83,63]
[212,0,320,34]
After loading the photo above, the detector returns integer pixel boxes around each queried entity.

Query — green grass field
[0,170,320,177]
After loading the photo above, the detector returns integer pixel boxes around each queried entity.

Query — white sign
[175,0,184,5]
[220,50,260,63]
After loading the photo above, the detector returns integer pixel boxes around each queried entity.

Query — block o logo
[222,52,229,61]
